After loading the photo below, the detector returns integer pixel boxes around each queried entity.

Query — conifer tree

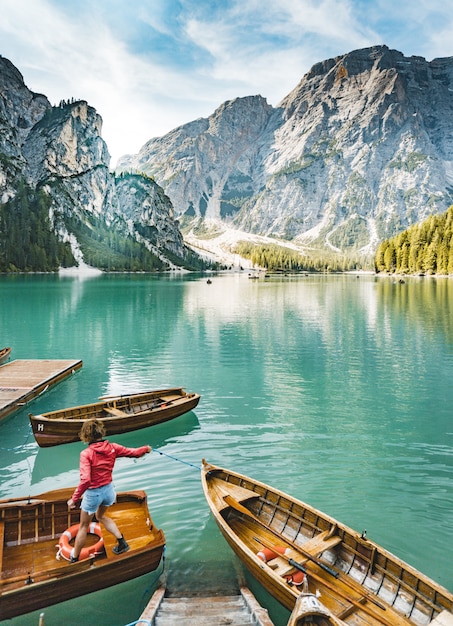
[375,205,453,275]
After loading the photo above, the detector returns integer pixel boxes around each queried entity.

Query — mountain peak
[118,46,453,254]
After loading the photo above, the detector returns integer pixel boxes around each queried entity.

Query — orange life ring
[58,522,104,561]
[284,569,306,586]
[256,546,306,586]
[257,545,288,562]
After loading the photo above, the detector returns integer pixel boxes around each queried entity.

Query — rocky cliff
[118,46,453,255]
[0,55,189,270]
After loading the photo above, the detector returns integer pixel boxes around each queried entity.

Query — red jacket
[71,439,149,503]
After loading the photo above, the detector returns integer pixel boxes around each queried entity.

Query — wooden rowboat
[0,487,166,620]
[0,347,11,366]
[29,387,200,447]
[201,460,453,626]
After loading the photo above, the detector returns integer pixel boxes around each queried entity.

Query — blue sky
[1,0,452,165]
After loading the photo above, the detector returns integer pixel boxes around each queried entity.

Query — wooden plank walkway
[137,582,275,626]
[0,359,82,422]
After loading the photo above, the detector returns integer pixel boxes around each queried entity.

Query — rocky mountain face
[118,46,453,255]
[0,55,187,269]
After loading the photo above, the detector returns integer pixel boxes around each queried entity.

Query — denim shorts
[81,482,116,515]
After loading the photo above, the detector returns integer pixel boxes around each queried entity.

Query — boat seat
[214,479,259,505]
[104,407,127,416]
[267,555,308,585]
[268,555,294,576]
[226,483,260,503]
[428,611,453,626]
[298,529,342,556]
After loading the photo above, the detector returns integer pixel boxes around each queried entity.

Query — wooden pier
[138,582,275,626]
[0,359,82,422]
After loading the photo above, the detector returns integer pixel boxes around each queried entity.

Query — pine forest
[375,205,453,275]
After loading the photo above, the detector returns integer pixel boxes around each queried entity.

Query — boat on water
[201,460,453,626]
[0,347,11,365]
[29,387,200,447]
[0,487,166,620]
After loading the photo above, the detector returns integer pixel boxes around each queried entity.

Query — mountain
[0,55,199,272]
[118,45,453,256]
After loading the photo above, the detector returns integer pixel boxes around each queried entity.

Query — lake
[0,272,452,625]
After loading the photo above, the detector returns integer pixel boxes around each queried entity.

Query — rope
[153,448,201,471]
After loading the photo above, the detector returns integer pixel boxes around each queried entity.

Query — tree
[375,205,453,275]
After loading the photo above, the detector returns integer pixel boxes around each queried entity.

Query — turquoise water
[0,273,452,625]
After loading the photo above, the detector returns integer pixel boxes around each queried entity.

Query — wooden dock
[0,359,82,422]
[138,582,275,626]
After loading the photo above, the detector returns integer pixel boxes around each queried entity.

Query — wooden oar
[1,488,73,506]
[224,495,338,578]
[134,400,174,416]
[256,536,403,626]
[224,494,386,612]
[99,388,183,401]
[254,535,387,613]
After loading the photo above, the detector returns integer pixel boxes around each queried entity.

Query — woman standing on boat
[67,419,151,562]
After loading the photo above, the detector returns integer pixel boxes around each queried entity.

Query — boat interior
[0,491,161,590]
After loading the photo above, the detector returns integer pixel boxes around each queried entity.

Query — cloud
[1,0,452,165]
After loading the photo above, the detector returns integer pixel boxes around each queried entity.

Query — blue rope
[153,448,201,470]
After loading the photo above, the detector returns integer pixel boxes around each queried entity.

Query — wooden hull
[0,347,11,366]
[0,488,166,620]
[201,461,453,626]
[29,387,200,447]
[288,593,347,626]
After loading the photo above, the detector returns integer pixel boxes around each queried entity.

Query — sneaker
[112,538,130,555]
[69,549,79,563]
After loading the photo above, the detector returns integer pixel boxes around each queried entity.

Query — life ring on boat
[257,545,289,562]
[284,570,306,586]
[58,522,104,561]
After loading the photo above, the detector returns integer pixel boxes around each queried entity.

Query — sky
[1,0,452,166]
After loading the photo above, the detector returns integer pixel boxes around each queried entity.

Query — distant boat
[0,487,166,620]
[29,387,200,447]
[201,460,453,626]
[0,346,11,365]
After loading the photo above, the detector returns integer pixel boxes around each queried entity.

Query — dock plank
[0,359,82,421]
[138,583,275,625]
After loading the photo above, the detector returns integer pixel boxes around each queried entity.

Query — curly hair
[79,419,106,443]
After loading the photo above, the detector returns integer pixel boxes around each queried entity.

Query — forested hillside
[375,205,453,275]
[0,180,75,272]
[0,56,207,273]
[233,241,370,272]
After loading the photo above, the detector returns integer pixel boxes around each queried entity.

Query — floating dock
[0,359,82,422]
